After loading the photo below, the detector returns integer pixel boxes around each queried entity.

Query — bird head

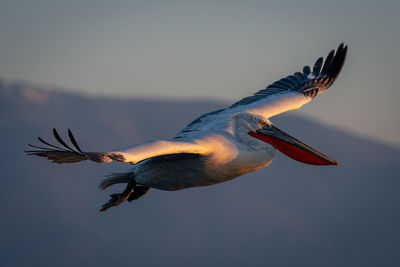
[232,113,271,133]
[232,113,272,145]
[233,112,338,165]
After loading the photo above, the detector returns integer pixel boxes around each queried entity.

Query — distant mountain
[1,81,399,267]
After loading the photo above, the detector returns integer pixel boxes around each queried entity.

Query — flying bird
[25,43,348,211]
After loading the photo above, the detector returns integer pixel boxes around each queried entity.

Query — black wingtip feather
[328,43,347,80]
[312,57,323,76]
[302,43,347,96]
[303,65,311,75]
[68,129,83,153]
[321,50,335,75]
[53,128,75,152]
[25,129,91,164]
[38,136,67,151]
[27,143,51,150]
[25,128,84,155]
[333,45,347,80]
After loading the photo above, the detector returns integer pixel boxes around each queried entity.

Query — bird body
[132,129,276,190]
[25,43,348,211]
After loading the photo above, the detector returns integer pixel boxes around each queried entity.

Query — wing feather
[231,43,347,108]
[26,129,208,164]
[175,43,347,139]
[25,129,122,164]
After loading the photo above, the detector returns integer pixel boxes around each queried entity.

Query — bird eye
[259,120,267,128]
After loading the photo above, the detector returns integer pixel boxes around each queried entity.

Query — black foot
[100,181,135,212]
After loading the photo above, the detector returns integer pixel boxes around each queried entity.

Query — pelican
[25,43,348,211]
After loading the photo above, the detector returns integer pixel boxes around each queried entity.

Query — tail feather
[99,172,134,190]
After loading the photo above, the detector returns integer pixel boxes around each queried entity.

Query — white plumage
[26,43,348,211]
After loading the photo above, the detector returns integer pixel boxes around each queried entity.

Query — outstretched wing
[231,42,348,117]
[25,129,209,164]
[25,128,125,164]
[175,43,347,139]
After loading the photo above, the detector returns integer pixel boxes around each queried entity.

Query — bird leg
[100,180,135,212]
[127,185,150,202]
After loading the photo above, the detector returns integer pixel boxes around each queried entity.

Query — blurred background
[1,0,399,266]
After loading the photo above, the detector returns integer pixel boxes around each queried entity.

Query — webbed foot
[100,181,134,212]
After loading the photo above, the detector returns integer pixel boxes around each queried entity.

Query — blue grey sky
[1,0,399,146]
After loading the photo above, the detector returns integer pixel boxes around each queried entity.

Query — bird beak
[248,123,338,166]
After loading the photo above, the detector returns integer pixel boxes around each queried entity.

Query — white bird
[25,43,348,211]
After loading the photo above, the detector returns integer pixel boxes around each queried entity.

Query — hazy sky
[1,0,399,146]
